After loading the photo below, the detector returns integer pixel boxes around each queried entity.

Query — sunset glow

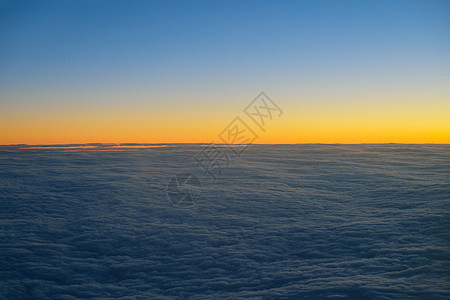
[1,1,448,145]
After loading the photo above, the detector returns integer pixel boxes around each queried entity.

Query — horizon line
[1,142,450,147]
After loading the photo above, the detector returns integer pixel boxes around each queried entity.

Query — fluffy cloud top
[1,144,449,299]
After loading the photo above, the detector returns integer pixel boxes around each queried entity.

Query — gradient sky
[1,0,449,144]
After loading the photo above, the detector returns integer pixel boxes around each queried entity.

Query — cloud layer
[1,144,449,299]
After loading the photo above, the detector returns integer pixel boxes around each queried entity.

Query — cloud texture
[1,144,449,299]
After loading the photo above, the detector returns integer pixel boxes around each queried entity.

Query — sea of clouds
[1,144,449,299]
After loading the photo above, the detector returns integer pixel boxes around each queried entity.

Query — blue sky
[1,0,448,88]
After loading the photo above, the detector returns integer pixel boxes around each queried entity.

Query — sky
[0,0,449,144]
